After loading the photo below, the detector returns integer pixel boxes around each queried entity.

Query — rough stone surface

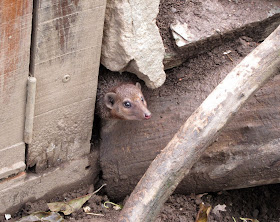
[101,0,166,89]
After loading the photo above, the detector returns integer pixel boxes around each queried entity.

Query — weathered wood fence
[0,0,106,213]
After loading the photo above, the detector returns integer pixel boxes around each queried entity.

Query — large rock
[101,0,166,89]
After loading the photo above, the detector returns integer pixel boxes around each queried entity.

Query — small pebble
[5,214,11,220]
[171,7,177,13]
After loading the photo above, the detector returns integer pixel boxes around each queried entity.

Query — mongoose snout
[102,82,152,120]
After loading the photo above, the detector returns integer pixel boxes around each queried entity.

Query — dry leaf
[48,193,93,215]
[47,184,106,215]
[195,202,211,222]
[17,211,63,222]
[212,204,227,217]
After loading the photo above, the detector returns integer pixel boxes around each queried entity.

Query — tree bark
[118,25,280,222]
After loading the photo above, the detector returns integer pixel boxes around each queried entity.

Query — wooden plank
[28,0,106,172]
[0,151,100,214]
[0,143,25,178]
[0,0,33,178]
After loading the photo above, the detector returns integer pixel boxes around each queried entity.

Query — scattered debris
[170,21,197,47]
[47,184,106,215]
[85,212,105,217]
[13,184,108,221]
[47,193,94,215]
[191,193,208,205]
[103,201,123,210]
[212,204,227,217]
[16,211,63,222]
[195,202,211,222]
[82,205,105,216]
[240,217,259,222]
[4,214,11,220]
[83,206,91,213]
[223,50,234,62]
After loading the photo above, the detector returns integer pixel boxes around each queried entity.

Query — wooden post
[118,25,280,222]
[27,0,106,172]
[0,0,33,179]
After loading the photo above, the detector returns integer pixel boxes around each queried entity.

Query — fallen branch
[118,25,280,222]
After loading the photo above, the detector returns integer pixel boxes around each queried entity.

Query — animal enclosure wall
[27,0,106,172]
[0,0,106,214]
[0,0,33,179]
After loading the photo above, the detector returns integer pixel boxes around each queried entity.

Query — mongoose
[96,68,151,120]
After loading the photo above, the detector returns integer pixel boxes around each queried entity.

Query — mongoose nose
[144,113,151,119]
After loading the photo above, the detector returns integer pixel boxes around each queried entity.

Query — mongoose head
[104,83,152,120]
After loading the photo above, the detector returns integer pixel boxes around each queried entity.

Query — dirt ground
[156,0,280,55]
[3,183,280,221]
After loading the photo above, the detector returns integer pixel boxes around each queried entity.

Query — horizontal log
[177,138,280,193]
[118,24,280,222]
[100,38,280,201]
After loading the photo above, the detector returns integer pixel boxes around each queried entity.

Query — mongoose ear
[136,82,141,90]
[105,92,117,109]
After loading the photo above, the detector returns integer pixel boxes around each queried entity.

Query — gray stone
[101,0,166,89]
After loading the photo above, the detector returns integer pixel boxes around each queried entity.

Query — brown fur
[95,67,151,120]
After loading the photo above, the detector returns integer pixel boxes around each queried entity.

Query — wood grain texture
[100,31,280,201]
[118,25,280,222]
[0,151,100,214]
[0,0,33,178]
[28,0,106,171]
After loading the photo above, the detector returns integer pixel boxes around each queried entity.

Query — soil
[157,0,280,69]
[2,1,280,222]
[157,0,280,55]
[3,183,280,221]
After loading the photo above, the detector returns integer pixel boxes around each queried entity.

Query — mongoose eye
[123,101,131,108]
[109,97,114,105]
[141,97,144,102]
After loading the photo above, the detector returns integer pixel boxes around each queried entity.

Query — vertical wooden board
[0,0,33,178]
[28,0,106,171]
